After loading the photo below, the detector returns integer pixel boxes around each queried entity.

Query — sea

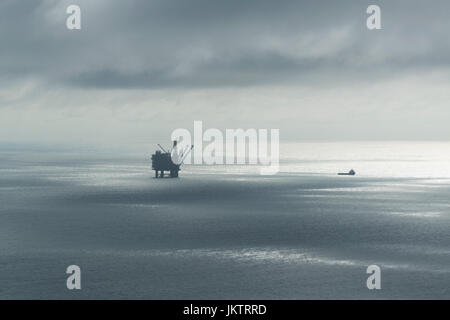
[0,141,449,299]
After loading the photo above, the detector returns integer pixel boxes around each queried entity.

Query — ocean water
[0,142,449,299]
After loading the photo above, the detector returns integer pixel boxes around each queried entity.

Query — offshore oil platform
[151,141,193,178]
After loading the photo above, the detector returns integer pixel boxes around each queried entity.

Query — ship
[338,169,356,176]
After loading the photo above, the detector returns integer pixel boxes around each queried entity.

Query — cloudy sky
[1,0,449,150]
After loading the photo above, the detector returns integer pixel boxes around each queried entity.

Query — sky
[1,0,450,150]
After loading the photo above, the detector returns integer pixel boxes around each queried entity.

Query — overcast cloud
[1,0,450,149]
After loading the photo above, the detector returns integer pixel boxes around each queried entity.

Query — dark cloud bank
[1,0,450,89]
[1,0,450,144]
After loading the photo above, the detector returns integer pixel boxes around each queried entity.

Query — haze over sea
[1,141,449,299]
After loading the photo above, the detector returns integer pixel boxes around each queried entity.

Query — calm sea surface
[1,142,449,299]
